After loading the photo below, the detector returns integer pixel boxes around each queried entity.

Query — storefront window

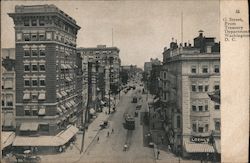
[198,127,203,133]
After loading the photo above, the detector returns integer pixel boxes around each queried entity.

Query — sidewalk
[153,144,206,163]
[40,107,112,163]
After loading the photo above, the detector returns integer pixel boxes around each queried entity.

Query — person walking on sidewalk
[157,150,160,159]
[111,128,114,134]
[97,137,99,142]
[107,131,110,137]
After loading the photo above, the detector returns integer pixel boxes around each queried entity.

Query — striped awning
[61,64,67,69]
[1,132,15,150]
[61,91,67,97]
[57,92,62,99]
[38,92,46,100]
[60,106,67,112]
[184,141,215,153]
[23,93,30,100]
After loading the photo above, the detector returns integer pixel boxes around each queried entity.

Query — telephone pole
[80,62,92,153]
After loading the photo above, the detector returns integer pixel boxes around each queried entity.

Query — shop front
[183,136,215,161]
[12,125,79,154]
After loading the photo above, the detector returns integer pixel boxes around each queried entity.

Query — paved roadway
[79,85,155,163]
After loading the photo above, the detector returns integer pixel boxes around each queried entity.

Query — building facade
[77,45,121,101]
[160,31,220,159]
[1,48,16,131]
[9,4,82,139]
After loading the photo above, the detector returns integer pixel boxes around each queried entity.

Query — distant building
[77,45,121,101]
[9,4,81,149]
[144,58,162,75]
[160,31,220,160]
[1,48,16,131]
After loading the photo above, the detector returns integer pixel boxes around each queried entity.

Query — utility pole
[80,61,92,153]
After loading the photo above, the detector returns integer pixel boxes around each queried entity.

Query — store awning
[61,106,67,112]
[70,100,76,106]
[65,77,72,82]
[215,139,221,153]
[38,108,46,116]
[184,141,215,153]
[61,64,67,69]
[57,125,79,145]
[57,107,63,114]
[23,93,30,100]
[65,102,71,108]
[57,92,62,99]
[13,136,63,147]
[1,132,15,150]
[38,92,46,100]
[61,91,67,97]
[20,123,39,131]
[66,64,72,69]
[100,100,105,105]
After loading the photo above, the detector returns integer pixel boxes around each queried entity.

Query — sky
[1,0,220,68]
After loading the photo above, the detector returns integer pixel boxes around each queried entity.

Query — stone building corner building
[160,31,220,160]
[8,4,82,149]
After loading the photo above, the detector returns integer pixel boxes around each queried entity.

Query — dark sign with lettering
[190,136,209,143]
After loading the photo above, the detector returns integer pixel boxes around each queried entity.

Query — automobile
[100,120,109,129]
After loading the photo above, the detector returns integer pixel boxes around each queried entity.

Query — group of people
[97,128,114,143]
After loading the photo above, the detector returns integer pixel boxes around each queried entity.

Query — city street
[77,85,155,163]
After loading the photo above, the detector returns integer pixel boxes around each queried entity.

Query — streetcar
[125,116,135,130]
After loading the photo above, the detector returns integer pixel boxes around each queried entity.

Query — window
[198,106,203,111]
[32,65,38,71]
[39,50,45,57]
[192,123,197,132]
[202,66,208,73]
[177,116,181,128]
[24,19,29,26]
[32,94,38,100]
[204,85,209,92]
[205,124,209,132]
[40,124,49,132]
[6,101,13,106]
[198,127,203,133]
[39,64,45,71]
[24,109,31,116]
[24,79,30,86]
[32,50,38,57]
[17,33,22,41]
[192,85,196,92]
[214,65,220,73]
[198,85,203,92]
[192,105,196,111]
[31,19,37,26]
[205,105,208,111]
[214,85,220,90]
[214,104,220,110]
[46,32,52,40]
[24,50,30,57]
[40,79,46,86]
[32,79,38,86]
[24,65,30,71]
[24,34,30,41]
[163,72,166,79]
[39,18,45,26]
[31,34,37,41]
[32,110,38,116]
[191,66,196,73]
[215,121,220,131]
[39,34,45,41]
[2,100,4,106]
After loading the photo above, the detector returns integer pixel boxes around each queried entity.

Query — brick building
[160,31,220,160]
[1,48,16,131]
[8,5,82,149]
[77,45,121,107]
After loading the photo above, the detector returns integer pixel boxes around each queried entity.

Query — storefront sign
[190,136,209,143]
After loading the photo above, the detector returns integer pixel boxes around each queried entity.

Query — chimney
[198,30,204,37]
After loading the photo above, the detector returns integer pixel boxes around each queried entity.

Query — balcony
[190,111,210,117]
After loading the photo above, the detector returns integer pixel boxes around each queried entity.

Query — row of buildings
[144,31,221,160]
[1,4,121,153]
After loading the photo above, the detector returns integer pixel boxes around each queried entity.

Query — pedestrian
[157,150,160,159]
[97,137,99,142]
[168,145,171,152]
[123,144,128,151]
[111,128,114,134]
[107,131,110,137]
